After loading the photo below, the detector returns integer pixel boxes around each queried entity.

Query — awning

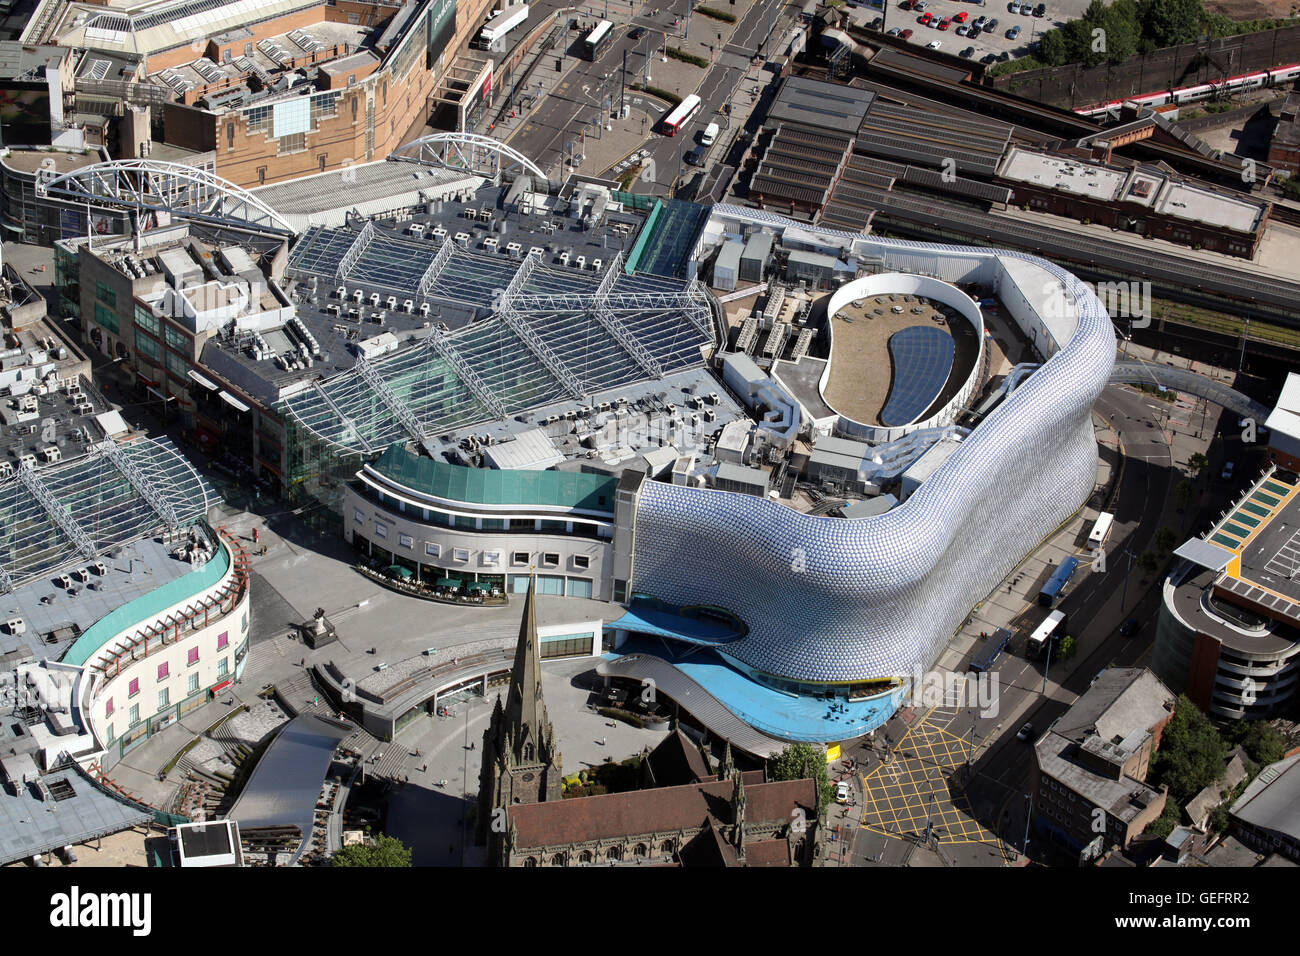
[1174,538,1234,572]
[146,386,174,402]
[468,582,491,592]
[219,390,251,413]
[187,370,219,391]
[435,577,462,588]
[210,680,232,694]
[386,565,413,580]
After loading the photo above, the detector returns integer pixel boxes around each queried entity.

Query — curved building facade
[629,220,1116,684]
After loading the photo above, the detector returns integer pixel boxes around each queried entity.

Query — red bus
[660,94,702,136]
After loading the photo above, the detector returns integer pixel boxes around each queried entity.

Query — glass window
[483,551,501,566]
[95,280,116,308]
[455,514,477,530]
[574,555,590,570]
[158,687,170,710]
[135,330,161,360]
[134,304,160,334]
[188,673,199,694]
[566,577,593,599]
[509,519,535,532]
[166,352,188,377]
[540,520,566,534]
[157,662,169,680]
[542,552,560,566]
[106,723,115,745]
[399,533,413,549]
[129,703,140,725]
[187,647,199,666]
[354,509,365,524]
[164,325,188,351]
[93,302,119,334]
[374,522,388,539]
[482,517,505,531]
[217,631,229,650]
[537,575,565,596]
[105,697,114,718]
[453,548,470,562]
[128,678,139,697]
[425,543,440,557]
[512,551,529,566]
[218,657,229,677]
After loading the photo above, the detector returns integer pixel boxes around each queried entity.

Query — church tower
[475,575,563,854]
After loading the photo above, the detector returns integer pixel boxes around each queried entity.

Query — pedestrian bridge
[1109,360,1270,422]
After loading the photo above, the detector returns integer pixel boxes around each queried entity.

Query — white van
[700,122,719,146]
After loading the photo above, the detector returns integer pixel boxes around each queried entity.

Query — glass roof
[879,325,955,427]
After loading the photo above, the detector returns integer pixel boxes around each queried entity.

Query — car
[1120,618,1141,638]
[1022,2,1035,12]
[938,16,951,29]
[926,39,942,48]
[899,0,915,8]
[835,781,851,804]
[998,50,1011,60]
[1016,722,1034,742]
[1222,460,1236,479]
[956,23,969,34]
[981,51,999,63]
[918,12,932,24]
[984,18,999,31]
[887,26,902,35]
[1007,0,1017,9]
[954,10,968,21]
[872,16,884,28]
[1006,24,1021,38]
[960,45,976,57]
[629,26,646,40]
[914,0,928,9]
[684,147,705,167]
[973,15,987,28]
[700,122,719,146]
[900,28,914,38]
[1034,1,1046,14]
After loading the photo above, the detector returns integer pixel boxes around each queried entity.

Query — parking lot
[860,0,1095,64]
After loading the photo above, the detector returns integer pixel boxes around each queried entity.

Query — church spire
[504,573,549,764]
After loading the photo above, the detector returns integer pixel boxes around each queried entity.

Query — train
[1073,63,1300,117]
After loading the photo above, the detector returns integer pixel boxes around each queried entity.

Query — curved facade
[630,228,1115,683]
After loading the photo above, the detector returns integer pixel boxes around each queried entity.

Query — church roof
[508,777,817,851]
[645,727,713,787]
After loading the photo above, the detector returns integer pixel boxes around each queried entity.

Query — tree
[768,742,834,807]
[1175,478,1192,510]
[1137,550,1158,578]
[1141,0,1204,48]
[332,833,413,867]
[1224,720,1287,766]
[1150,694,1228,805]
[1057,634,1077,661]
[1153,526,1177,555]
[1187,452,1210,480]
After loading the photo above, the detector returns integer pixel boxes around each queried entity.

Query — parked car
[918,12,932,24]
[1016,722,1034,742]
[900,28,914,38]
[629,26,646,40]
[1120,618,1141,638]
[872,16,884,28]
[1020,2,1034,13]
[926,39,942,48]
[835,781,851,803]
[998,50,1011,60]
[984,18,999,32]
[981,51,999,63]
[1034,2,1047,15]
[1007,0,1017,10]
[887,26,903,35]
[973,14,987,28]
[938,16,951,29]
[914,0,928,9]
[960,45,976,57]
[956,23,969,34]
[899,0,915,8]
[1222,460,1236,479]
[1006,24,1021,38]
[954,10,968,21]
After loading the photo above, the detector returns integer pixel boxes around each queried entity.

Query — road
[507,0,791,192]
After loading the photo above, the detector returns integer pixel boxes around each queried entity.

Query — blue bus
[1038,556,1079,607]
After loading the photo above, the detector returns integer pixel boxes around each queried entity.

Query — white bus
[1087,512,1114,551]
[1026,609,1066,659]
[581,19,614,60]
[661,93,702,136]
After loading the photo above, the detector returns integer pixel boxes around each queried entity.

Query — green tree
[1057,634,1078,661]
[1145,797,1181,839]
[1224,720,1287,766]
[332,833,413,867]
[768,742,834,806]
[1038,28,1071,65]
[1137,550,1158,578]
[1153,526,1177,555]
[1187,452,1210,480]
[1175,478,1192,510]
[1141,0,1204,47]
[1150,694,1228,805]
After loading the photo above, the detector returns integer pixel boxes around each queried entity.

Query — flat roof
[1231,753,1300,840]
[1265,372,1300,442]
[767,76,874,134]
[0,768,151,866]
[1209,471,1300,621]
